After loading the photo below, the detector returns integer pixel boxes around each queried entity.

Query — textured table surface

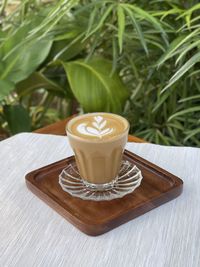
[0,133,200,267]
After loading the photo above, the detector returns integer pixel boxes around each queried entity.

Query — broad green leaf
[168,106,200,122]
[2,39,53,83]
[162,51,200,92]
[16,72,66,98]
[63,58,129,113]
[0,17,46,60]
[0,80,15,102]
[0,23,31,60]
[0,29,8,40]
[0,20,53,91]
[0,55,21,80]
[3,104,31,134]
[117,5,125,54]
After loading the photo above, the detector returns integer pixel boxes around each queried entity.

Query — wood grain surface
[25,149,183,236]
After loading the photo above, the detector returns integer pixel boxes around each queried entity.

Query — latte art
[67,112,129,141]
[77,116,113,138]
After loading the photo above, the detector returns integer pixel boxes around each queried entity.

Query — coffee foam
[67,113,128,140]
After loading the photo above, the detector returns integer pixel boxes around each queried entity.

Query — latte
[66,113,129,188]
[67,113,128,141]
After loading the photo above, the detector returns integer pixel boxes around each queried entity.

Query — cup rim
[66,112,130,143]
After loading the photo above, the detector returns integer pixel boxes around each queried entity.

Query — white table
[0,133,200,267]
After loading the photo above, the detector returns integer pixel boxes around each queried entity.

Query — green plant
[0,0,79,134]
[0,0,200,146]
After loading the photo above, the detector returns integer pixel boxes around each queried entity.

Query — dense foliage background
[0,0,200,145]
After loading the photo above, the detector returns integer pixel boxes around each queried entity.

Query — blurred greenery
[0,0,200,146]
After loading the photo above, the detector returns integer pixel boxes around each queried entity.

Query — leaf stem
[0,0,8,16]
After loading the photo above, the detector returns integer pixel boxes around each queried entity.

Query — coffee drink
[69,113,126,140]
[66,113,129,189]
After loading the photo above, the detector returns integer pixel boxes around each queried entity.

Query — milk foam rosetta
[77,116,113,138]
[68,113,128,140]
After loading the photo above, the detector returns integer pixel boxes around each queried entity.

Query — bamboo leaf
[179,95,200,103]
[157,35,186,67]
[124,6,148,55]
[155,7,183,20]
[188,69,200,77]
[168,107,200,121]
[157,130,170,145]
[111,37,118,75]
[28,0,78,38]
[177,3,200,19]
[84,4,113,38]
[86,6,98,36]
[185,14,191,29]
[122,3,168,44]
[157,28,200,68]
[152,89,172,112]
[175,40,200,65]
[162,51,200,92]
[126,4,161,30]
[167,122,184,131]
[117,5,125,54]
[184,128,200,142]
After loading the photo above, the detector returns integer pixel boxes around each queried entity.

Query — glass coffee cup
[66,112,129,191]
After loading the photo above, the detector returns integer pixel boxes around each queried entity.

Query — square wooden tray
[25,150,183,236]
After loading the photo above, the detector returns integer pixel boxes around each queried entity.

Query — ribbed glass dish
[59,159,143,201]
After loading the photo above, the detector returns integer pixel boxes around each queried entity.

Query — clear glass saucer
[59,159,143,201]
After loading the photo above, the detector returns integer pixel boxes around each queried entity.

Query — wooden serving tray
[25,150,183,236]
